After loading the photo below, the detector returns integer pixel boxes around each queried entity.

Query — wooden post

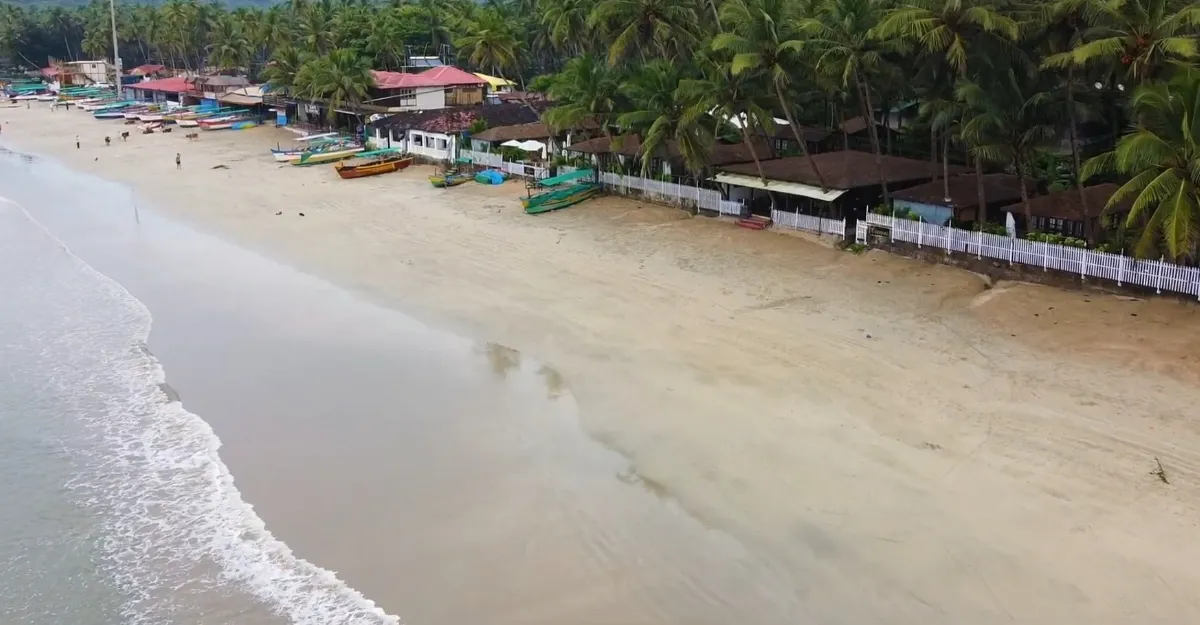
[1117,251,1125,286]
[917,217,923,248]
[1043,240,1049,272]
[1080,248,1088,281]
[1156,255,1165,294]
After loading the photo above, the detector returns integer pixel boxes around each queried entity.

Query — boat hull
[522,183,602,214]
[429,173,473,187]
[289,147,364,166]
[336,156,413,179]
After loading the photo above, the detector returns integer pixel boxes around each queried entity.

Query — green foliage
[1026,231,1088,248]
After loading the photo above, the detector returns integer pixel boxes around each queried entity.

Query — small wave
[4,195,402,625]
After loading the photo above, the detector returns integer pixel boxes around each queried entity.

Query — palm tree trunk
[853,72,887,204]
[941,131,950,203]
[773,83,826,189]
[1066,66,1093,243]
[975,153,986,226]
[930,126,938,182]
[736,116,767,183]
[1016,154,1032,232]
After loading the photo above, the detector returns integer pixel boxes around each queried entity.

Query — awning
[711,172,847,202]
[218,93,261,106]
[501,139,546,151]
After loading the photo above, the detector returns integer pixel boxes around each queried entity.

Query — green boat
[522,169,600,214]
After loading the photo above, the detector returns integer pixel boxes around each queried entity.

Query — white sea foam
[5,196,402,625]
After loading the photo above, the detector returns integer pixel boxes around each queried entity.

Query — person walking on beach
[75,135,80,149]
[175,153,181,170]
[104,136,110,147]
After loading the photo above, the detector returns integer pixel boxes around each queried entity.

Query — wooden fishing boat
[429,172,473,187]
[334,150,412,179]
[176,119,200,128]
[522,183,601,214]
[521,169,600,214]
[288,146,365,166]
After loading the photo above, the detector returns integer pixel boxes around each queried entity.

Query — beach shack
[127,76,190,104]
[470,122,560,159]
[713,149,964,221]
[184,75,250,109]
[888,173,1029,226]
[998,184,1131,238]
[366,102,543,161]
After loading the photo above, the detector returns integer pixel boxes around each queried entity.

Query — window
[436,138,448,150]
[1049,217,1064,233]
[412,134,424,147]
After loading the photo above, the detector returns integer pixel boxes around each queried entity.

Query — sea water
[0,159,397,625]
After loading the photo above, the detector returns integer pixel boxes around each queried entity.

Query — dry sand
[6,106,1200,623]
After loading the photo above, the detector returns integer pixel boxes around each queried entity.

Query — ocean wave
[4,195,402,625]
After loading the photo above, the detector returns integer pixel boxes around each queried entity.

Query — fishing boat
[176,119,200,128]
[271,137,351,162]
[288,145,365,166]
[334,150,412,179]
[521,169,600,214]
[429,171,473,187]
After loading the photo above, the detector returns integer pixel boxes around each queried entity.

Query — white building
[64,60,111,85]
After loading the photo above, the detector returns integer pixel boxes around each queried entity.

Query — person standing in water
[175,153,181,170]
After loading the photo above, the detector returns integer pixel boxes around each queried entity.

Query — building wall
[406,130,456,161]
[415,89,444,110]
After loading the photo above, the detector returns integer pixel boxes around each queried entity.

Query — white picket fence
[598,171,744,216]
[771,210,847,239]
[458,152,745,214]
[858,213,1200,298]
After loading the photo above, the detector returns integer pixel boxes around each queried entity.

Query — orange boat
[334,150,412,179]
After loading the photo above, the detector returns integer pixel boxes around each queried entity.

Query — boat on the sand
[334,149,412,179]
[521,168,600,214]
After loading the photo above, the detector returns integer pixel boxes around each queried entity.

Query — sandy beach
[6,105,1200,623]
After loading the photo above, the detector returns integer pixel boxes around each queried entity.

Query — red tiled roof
[132,76,190,93]
[130,64,165,76]
[418,66,487,86]
[371,70,441,89]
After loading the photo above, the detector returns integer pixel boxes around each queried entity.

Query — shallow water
[0,149,810,625]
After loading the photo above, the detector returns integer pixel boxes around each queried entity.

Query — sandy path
[6,106,1200,623]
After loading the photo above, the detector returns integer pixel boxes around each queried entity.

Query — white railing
[408,143,453,161]
[859,213,1200,298]
[771,210,846,239]
[458,150,547,179]
[597,171,744,215]
[461,149,503,168]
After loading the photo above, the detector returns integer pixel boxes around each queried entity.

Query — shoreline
[7,106,1200,622]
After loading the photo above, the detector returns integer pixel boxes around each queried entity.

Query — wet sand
[6,106,1200,624]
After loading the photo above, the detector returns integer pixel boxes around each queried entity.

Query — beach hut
[888,173,1031,226]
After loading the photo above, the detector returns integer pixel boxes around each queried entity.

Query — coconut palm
[682,52,778,182]
[957,60,1061,230]
[541,0,591,54]
[1083,73,1200,261]
[616,60,715,177]
[206,15,252,72]
[800,0,893,201]
[1043,0,1200,83]
[294,47,374,122]
[714,0,826,188]
[456,9,520,77]
[543,53,625,133]
[587,0,700,66]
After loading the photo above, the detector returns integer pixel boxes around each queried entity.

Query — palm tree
[543,53,624,134]
[1083,73,1200,261]
[714,0,826,188]
[294,48,374,122]
[541,0,591,54]
[1043,0,1200,83]
[206,15,252,72]
[957,61,1061,230]
[456,9,520,77]
[263,45,305,95]
[800,0,893,202]
[587,0,699,66]
[1038,0,1100,241]
[872,0,1020,76]
[683,53,777,182]
[617,60,714,177]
